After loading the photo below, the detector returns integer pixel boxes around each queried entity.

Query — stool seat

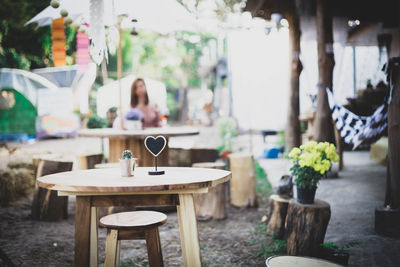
[100,211,167,229]
[100,211,167,267]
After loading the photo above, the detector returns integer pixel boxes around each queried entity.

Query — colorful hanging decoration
[76,31,90,72]
[89,0,107,65]
[51,17,66,67]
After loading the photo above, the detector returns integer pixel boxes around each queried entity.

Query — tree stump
[285,199,331,256]
[77,153,104,169]
[265,194,290,238]
[192,162,227,220]
[31,159,73,221]
[228,153,257,208]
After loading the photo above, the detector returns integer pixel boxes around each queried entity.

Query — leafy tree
[0,0,77,70]
[0,0,50,69]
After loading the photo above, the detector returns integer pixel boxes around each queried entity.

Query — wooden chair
[100,211,167,267]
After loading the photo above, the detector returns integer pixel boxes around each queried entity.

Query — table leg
[75,196,92,267]
[177,194,202,267]
[90,207,99,267]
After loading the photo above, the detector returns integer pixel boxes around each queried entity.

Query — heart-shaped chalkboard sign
[144,136,167,157]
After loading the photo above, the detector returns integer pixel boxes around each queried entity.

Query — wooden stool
[100,211,167,267]
[228,153,257,207]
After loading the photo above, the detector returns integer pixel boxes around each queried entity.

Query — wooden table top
[37,167,231,194]
[78,126,199,138]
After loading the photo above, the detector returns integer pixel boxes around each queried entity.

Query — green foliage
[122,150,132,159]
[321,241,360,253]
[290,164,321,189]
[0,0,77,69]
[253,223,286,259]
[86,115,108,129]
[216,116,237,153]
[255,160,272,203]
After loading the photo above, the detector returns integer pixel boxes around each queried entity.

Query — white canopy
[96,74,168,117]
[0,68,58,108]
[26,0,196,34]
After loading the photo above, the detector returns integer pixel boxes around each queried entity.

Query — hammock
[326,88,388,149]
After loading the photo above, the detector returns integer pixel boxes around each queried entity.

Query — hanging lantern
[51,17,67,66]
[60,9,68,17]
[64,17,73,25]
[50,0,60,8]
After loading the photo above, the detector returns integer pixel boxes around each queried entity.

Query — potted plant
[120,150,136,177]
[320,241,359,266]
[124,108,143,130]
[288,141,339,204]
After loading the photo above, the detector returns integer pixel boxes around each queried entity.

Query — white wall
[228,27,290,131]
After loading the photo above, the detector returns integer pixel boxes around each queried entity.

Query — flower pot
[296,186,316,204]
[321,247,350,266]
[124,120,142,130]
[119,158,136,177]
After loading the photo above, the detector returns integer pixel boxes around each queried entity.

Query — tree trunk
[285,10,302,151]
[285,199,331,256]
[386,60,400,209]
[314,0,336,144]
[192,162,227,220]
[228,153,257,208]
[265,194,289,238]
[31,159,73,221]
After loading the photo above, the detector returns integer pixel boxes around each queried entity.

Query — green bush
[87,115,108,129]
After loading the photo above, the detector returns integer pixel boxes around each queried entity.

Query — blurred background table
[78,127,199,166]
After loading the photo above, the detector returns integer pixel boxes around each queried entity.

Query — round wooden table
[78,126,199,166]
[37,167,231,267]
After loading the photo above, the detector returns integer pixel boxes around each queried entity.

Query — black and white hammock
[326,88,388,149]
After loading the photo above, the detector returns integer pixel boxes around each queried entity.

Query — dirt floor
[0,193,271,266]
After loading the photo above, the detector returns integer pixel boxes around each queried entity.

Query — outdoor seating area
[1,0,400,266]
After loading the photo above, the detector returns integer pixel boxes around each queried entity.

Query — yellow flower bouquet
[289,141,339,203]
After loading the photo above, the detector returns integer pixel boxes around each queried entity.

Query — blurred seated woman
[113,78,161,129]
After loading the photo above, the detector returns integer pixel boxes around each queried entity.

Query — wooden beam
[314,0,336,144]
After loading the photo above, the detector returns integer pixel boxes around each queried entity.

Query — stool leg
[145,228,164,267]
[104,229,119,267]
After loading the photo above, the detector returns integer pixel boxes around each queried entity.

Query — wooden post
[117,19,124,130]
[375,58,400,237]
[285,199,331,256]
[313,0,336,144]
[285,9,302,151]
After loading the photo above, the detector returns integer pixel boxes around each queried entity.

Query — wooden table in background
[37,167,231,267]
[78,127,199,166]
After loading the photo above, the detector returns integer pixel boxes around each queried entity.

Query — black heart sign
[144,136,167,157]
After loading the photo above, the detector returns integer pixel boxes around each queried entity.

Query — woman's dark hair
[130,78,149,107]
